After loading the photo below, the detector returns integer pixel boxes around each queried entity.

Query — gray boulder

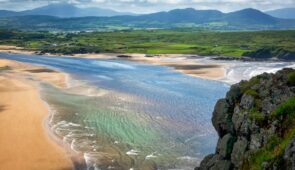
[198,154,222,170]
[261,98,275,114]
[284,137,295,170]
[249,133,263,150]
[210,160,232,170]
[232,106,245,132]
[212,99,234,137]
[240,94,255,110]
[226,84,242,105]
[216,134,236,159]
[231,137,248,168]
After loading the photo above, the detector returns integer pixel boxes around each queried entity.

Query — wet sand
[73,53,225,80]
[0,59,67,88]
[0,59,73,170]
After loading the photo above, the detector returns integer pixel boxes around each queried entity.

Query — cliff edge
[197,68,295,170]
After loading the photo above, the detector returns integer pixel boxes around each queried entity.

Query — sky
[0,0,294,13]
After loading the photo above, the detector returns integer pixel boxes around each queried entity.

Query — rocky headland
[197,68,295,170]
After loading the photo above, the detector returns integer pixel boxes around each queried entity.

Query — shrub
[255,99,262,109]
[245,89,259,98]
[249,109,264,125]
[271,97,295,118]
[288,71,295,86]
[240,77,260,93]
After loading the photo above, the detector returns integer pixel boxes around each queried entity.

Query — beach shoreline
[0,59,74,170]
[0,53,227,169]
[0,45,226,80]
[1,49,294,169]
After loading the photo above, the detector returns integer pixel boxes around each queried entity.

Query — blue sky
[0,0,294,13]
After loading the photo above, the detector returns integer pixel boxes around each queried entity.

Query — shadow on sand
[0,105,6,113]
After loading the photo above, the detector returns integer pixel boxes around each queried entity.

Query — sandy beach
[0,45,226,80]
[0,45,36,55]
[0,59,73,170]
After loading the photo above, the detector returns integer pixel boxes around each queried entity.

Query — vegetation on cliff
[197,68,295,170]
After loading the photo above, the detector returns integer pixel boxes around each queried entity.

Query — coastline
[0,53,227,169]
[0,59,74,170]
[2,47,294,169]
[0,45,226,80]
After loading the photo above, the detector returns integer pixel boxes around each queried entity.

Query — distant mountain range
[266,8,295,19]
[0,3,135,17]
[133,8,278,25]
[0,4,294,31]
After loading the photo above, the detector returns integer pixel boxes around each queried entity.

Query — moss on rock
[197,68,295,170]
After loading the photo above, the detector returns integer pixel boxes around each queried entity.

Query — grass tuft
[0,66,11,71]
[271,97,295,119]
[249,109,264,125]
[240,77,260,93]
[245,89,260,98]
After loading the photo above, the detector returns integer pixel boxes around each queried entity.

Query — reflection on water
[0,53,229,169]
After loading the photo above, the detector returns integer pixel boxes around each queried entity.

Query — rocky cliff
[197,68,295,170]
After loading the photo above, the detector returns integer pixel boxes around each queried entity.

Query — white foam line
[220,61,295,84]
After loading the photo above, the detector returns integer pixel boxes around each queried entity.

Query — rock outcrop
[197,68,295,170]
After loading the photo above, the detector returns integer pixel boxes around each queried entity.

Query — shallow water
[0,53,230,169]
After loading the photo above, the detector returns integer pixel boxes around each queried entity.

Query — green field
[0,29,295,59]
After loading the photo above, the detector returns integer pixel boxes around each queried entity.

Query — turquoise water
[0,53,229,169]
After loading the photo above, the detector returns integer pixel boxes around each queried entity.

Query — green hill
[1,8,295,31]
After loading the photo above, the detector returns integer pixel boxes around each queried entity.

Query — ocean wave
[92,60,136,70]
[126,149,140,156]
[145,152,159,159]
[222,61,295,84]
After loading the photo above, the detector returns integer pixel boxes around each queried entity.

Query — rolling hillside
[266,8,295,19]
[0,3,135,18]
[0,7,294,31]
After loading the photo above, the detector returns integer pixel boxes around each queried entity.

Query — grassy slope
[244,96,295,170]
[0,29,295,56]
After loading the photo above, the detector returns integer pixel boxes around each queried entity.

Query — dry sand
[0,45,36,55]
[0,59,73,170]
